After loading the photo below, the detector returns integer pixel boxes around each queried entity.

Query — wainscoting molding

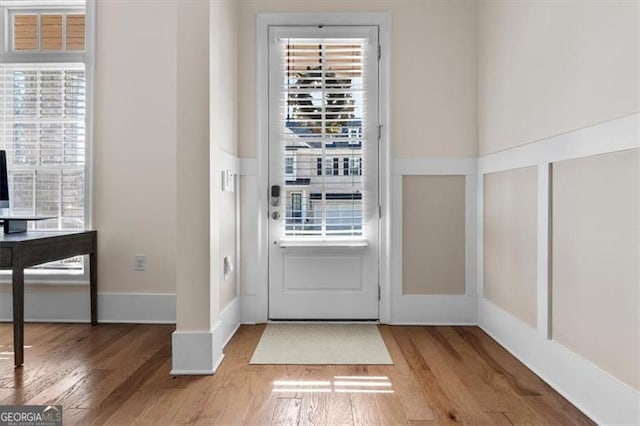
[479,299,639,425]
[477,112,640,425]
[390,158,478,324]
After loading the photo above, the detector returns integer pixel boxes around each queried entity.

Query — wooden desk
[0,230,97,366]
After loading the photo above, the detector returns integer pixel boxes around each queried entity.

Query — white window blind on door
[277,37,369,239]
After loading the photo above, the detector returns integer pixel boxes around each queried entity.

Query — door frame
[255,12,391,323]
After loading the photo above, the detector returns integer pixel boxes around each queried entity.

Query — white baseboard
[171,330,219,375]
[171,297,241,376]
[0,292,176,323]
[478,298,640,425]
[389,295,477,325]
[217,297,241,347]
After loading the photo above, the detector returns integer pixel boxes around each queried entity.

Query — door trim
[255,12,391,323]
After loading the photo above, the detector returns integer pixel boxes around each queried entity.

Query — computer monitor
[0,150,9,209]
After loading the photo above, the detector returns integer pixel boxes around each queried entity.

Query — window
[325,159,333,176]
[1,1,89,270]
[285,156,294,175]
[332,157,339,176]
[10,10,85,52]
[343,157,350,176]
[290,193,302,223]
[351,157,362,176]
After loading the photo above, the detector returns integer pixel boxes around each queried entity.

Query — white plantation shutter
[0,64,86,269]
[275,37,372,239]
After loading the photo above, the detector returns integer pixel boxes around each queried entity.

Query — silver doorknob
[271,211,280,220]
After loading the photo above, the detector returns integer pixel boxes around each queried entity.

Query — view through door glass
[278,37,368,240]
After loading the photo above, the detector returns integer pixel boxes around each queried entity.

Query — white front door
[268,26,380,319]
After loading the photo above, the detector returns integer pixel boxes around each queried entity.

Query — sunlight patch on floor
[272,375,394,394]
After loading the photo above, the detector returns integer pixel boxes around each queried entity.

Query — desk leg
[12,267,24,367]
[90,251,97,325]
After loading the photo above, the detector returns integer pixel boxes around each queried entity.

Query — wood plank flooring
[0,323,594,425]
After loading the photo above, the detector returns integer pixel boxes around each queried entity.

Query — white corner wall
[173,0,241,375]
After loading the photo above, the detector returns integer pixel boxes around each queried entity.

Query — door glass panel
[277,38,368,239]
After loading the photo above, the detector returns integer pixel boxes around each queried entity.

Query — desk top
[0,216,56,221]
[0,229,95,243]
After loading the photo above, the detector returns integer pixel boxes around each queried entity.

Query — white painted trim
[392,158,477,176]
[85,0,96,232]
[216,149,241,174]
[478,299,639,425]
[0,292,176,323]
[256,11,392,27]
[239,174,259,317]
[239,158,257,176]
[388,163,477,323]
[171,330,218,376]
[0,0,84,8]
[217,296,241,349]
[464,174,478,297]
[255,14,269,323]
[478,113,639,175]
[240,294,256,324]
[390,175,402,297]
[476,173,484,298]
[255,12,391,323]
[536,162,550,338]
[377,15,392,324]
[391,295,477,325]
[171,298,241,376]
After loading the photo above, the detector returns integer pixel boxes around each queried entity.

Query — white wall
[478,0,639,155]
[94,0,178,295]
[176,0,212,332]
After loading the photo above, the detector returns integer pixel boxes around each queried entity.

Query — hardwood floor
[0,323,593,425]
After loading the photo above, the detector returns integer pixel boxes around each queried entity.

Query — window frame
[0,0,94,284]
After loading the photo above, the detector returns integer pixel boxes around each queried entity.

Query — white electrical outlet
[135,254,146,271]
